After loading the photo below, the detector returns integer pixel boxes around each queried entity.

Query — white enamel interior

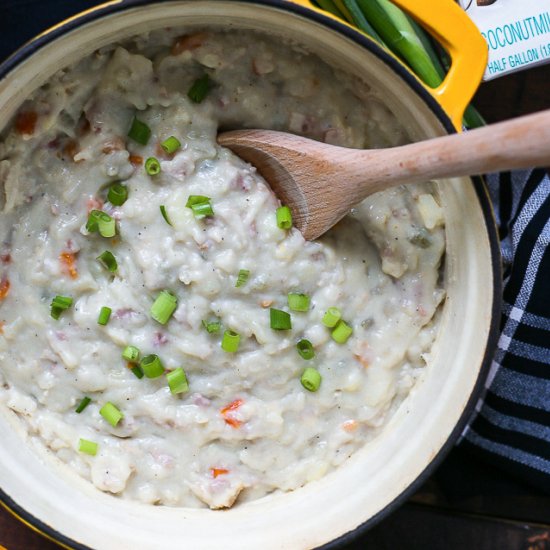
[0,2,496,549]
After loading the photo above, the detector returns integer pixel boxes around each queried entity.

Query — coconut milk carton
[458,0,550,80]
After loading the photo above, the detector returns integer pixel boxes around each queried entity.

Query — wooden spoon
[218,110,550,240]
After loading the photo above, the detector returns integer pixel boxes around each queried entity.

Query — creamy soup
[0,29,445,508]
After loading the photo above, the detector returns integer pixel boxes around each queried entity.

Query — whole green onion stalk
[313,0,485,128]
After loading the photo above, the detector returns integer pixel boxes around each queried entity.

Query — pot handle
[290,0,487,130]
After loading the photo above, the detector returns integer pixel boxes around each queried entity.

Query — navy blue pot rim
[0,488,90,550]
[0,1,502,549]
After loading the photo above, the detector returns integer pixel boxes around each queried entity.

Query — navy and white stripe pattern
[461,168,550,492]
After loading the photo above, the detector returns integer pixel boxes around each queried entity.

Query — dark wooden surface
[1,2,550,548]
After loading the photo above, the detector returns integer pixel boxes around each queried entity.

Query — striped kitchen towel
[461,168,550,493]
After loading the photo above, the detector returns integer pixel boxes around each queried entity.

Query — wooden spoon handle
[353,109,550,197]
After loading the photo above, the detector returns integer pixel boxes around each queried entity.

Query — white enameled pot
[0,1,500,548]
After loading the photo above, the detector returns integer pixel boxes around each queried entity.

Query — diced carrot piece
[171,32,208,55]
[0,277,10,300]
[260,299,273,308]
[211,468,229,479]
[342,419,358,433]
[129,154,143,166]
[221,399,243,429]
[0,321,4,334]
[221,399,243,415]
[15,111,38,135]
[224,417,243,429]
[60,252,78,279]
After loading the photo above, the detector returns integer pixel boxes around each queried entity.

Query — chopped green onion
[122,345,140,363]
[221,330,240,353]
[140,354,165,378]
[99,402,123,427]
[50,295,73,320]
[127,117,151,145]
[130,365,144,379]
[322,307,342,328]
[270,308,292,330]
[332,320,353,344]
[301,367,322,392]
[50,308,65,321]
[191,201,214,218]
[188,74,212,103]
[276,206,292,229]
[186,195,211,206]
[96,250,118,272]
[235,269,250,288]
[78,438,98,456]
[296,339,315,360]
[186,195,214,219]
[50,309,63,320]
[145,157,161,176]
[150,290,177,325]
[107,183,128,206]
[288,293,310,312]
[161,136,181,154]
[85,209,117,237]
[202,319,221,334]
[160,205,172,226]
[75,397,91,414]
[97,306,112,326]
[86,210,102,233]
[51,295,73,309]
[167,367,189,395]
[97,212,116,238]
